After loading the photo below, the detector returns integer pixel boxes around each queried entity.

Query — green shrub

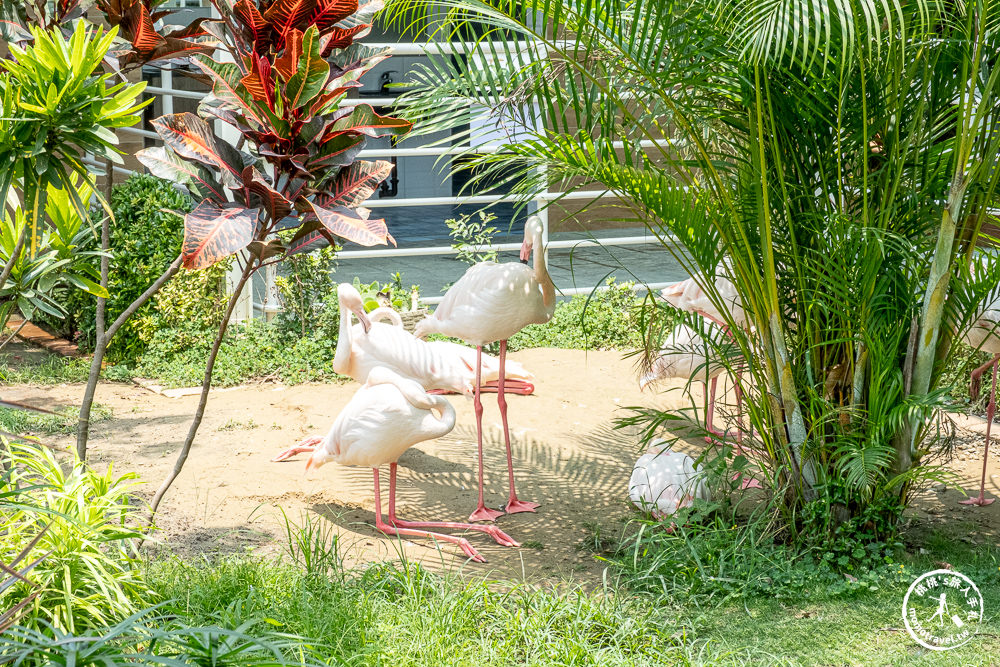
[0,440,152,634]
[118,319,339,388]
[274,244,339,337]
[509,278,645,351]
[44,174,199,362]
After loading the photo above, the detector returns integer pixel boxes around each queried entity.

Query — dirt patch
[4,347,1000,582]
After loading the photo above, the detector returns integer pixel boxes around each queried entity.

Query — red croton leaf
[242,167,294,222]
[263,0,318,40]
[241,54,276,111]
[151,113,251,183]
[303,198,391,246]
[321,24,367,53]
[274,28,303,81]
[327,160,393,208]
[233,0,272,51]
[137,146,227,201]
[120,2,164,55]
[309,0,358,31]
[328,104,412,137]
[182,202,260,269]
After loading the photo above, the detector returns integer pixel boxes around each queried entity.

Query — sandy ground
[4,347,1000,582]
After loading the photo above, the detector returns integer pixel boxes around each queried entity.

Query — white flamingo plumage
[415,216,556,521]
[629,439,710,520]
[660,260,746,328]
[299,366,519,563]
[960,288,1000,506]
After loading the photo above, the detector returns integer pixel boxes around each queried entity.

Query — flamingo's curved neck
[532,226,555,310]
[332,295,352,374]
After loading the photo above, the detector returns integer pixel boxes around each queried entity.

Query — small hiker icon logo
[903,569,983,650]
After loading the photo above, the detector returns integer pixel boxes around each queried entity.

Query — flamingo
[659,263,762,489]
[414,216,555,521]
[629,438,710,520]
[960,290,1000,506]
[298,366,519,562]
[639,322,729,437]
[366,305,536,394]
[272,285,534,462]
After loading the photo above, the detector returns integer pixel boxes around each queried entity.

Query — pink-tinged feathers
[639,324,726,391]
[629,440,710,519]
[661,261,745,328]
[307,367,456,470]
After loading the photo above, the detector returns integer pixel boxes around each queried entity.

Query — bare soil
[4,347,999,582]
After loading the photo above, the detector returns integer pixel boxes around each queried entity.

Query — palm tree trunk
[76,256,182,460]
[148,260,256,516]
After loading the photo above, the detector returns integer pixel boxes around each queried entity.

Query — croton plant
[136,0,410,272]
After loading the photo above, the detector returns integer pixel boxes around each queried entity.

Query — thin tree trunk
[76,256,182,460]
[0,318,28,354]
[148,260,256,516]
[0,225,28,294]
[95,159,113,342]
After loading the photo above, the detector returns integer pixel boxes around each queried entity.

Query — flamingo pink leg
[498,340,539,514]
[372,468,486,562]
[703,377,724,443]
[385,464,519,547]
[962,360,997,507]
[469,346,503,522]
[272,435,323,462]
[970,354,1000,400]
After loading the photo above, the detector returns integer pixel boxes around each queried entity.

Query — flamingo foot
[469,505,504,522]
[271,436,322,462]
[389,518,520,548]
[960,494,995,506]
[483,380,535,396]
[377,522,486,562]
[504,498,540,514]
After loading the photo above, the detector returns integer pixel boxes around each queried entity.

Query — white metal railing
[98,35,668,316]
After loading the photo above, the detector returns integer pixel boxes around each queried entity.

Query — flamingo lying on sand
[960,288,1000,506]
[629,438,710,520]
[415,216,556,521]
[300,366,519,562]
[272,284,534,462]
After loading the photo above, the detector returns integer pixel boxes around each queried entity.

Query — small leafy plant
[0,440,152,634]
[446,210,499,265]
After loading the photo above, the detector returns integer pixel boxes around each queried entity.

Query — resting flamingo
[629,438,710,520]
[272,284,533,462]
[300,366,519,562]
[415,216,555,521]
[960,288,1000,506]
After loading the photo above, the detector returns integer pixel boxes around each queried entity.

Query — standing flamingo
[300,366,519,562]
[415,216,555,521]
[960,291,1000,506]
[639,322,729,437]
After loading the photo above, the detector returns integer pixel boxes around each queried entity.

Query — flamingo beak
[304,455,316,476]
[356,308,372,334]
[519,239,531,263]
